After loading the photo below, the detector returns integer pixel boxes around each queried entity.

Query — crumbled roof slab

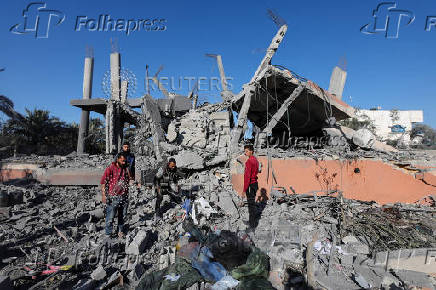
[232,66,355,136]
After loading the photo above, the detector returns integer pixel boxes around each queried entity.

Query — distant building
[356,109,423,145]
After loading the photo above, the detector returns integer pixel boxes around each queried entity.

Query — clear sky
[0,0,435,127]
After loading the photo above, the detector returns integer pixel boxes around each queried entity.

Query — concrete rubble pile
[0,163,435,289]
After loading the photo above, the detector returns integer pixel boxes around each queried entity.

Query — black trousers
[246,182,258,228]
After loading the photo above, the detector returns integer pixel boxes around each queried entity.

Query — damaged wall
[231,157,436,205]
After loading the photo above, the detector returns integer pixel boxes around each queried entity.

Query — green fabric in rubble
[230,247,270,280]
[236,277,276,290]
[135,268,166,290]
[134,257,203,290]
[160,257,203,290]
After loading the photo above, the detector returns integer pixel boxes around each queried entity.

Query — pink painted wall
[232,157,435,205]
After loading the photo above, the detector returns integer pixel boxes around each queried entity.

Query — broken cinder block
[126,230,148,255]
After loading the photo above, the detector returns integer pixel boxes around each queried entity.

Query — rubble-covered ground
[0,154,435,289]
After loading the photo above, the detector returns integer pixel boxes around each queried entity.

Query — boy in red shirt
[243,144,259,230]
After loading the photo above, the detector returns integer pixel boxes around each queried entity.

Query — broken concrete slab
[126,230,149,255]
[380,272,401,289]
[342,235,359,244]
[352,128,376,149]
[205,155,228,167]
[173,151,204,170]
[353,273,371,289]
[217,193,239,217]
[393,269,434,288]
[344,242,370,255]
[90,264,107,281]
[166,121,178,143]
[179,111,209,149]
[340,126,398,153]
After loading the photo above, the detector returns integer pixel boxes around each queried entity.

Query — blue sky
[0,0,435,127]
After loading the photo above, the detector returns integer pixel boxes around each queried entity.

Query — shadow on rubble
[283,267,314,290]
[251,188,268,229]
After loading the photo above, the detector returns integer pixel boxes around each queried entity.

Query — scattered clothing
[164,274,180,282]
[231,247,274,290]
[211,275,239,290]
[160,257,203,290]
[191,246,227,282]
[231,247,270,280]
[235,276,275,290]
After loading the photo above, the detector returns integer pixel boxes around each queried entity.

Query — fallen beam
[230,85,255,154]
[262,83,305,134]
[250,24,288,84]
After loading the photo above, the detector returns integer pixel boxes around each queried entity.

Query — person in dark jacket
[153,158,184,220]
[114,141,135,180]
[242,144,259,231]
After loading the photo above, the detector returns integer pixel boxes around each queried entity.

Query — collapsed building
[0,24,435,289]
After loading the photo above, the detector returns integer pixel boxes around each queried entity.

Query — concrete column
[141,95,165,162]
[110,52,121,100]
[105,102,119,154]
[328,66,347,99]
[105,102,112,154]
[250,24,287,84]
[120,80,128,103]
[230,85,254,154]
[216,55,228,91]
[192,95,198,109]
[76,56,94,154]
[119,80,128,150]
[115,105,123,153]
